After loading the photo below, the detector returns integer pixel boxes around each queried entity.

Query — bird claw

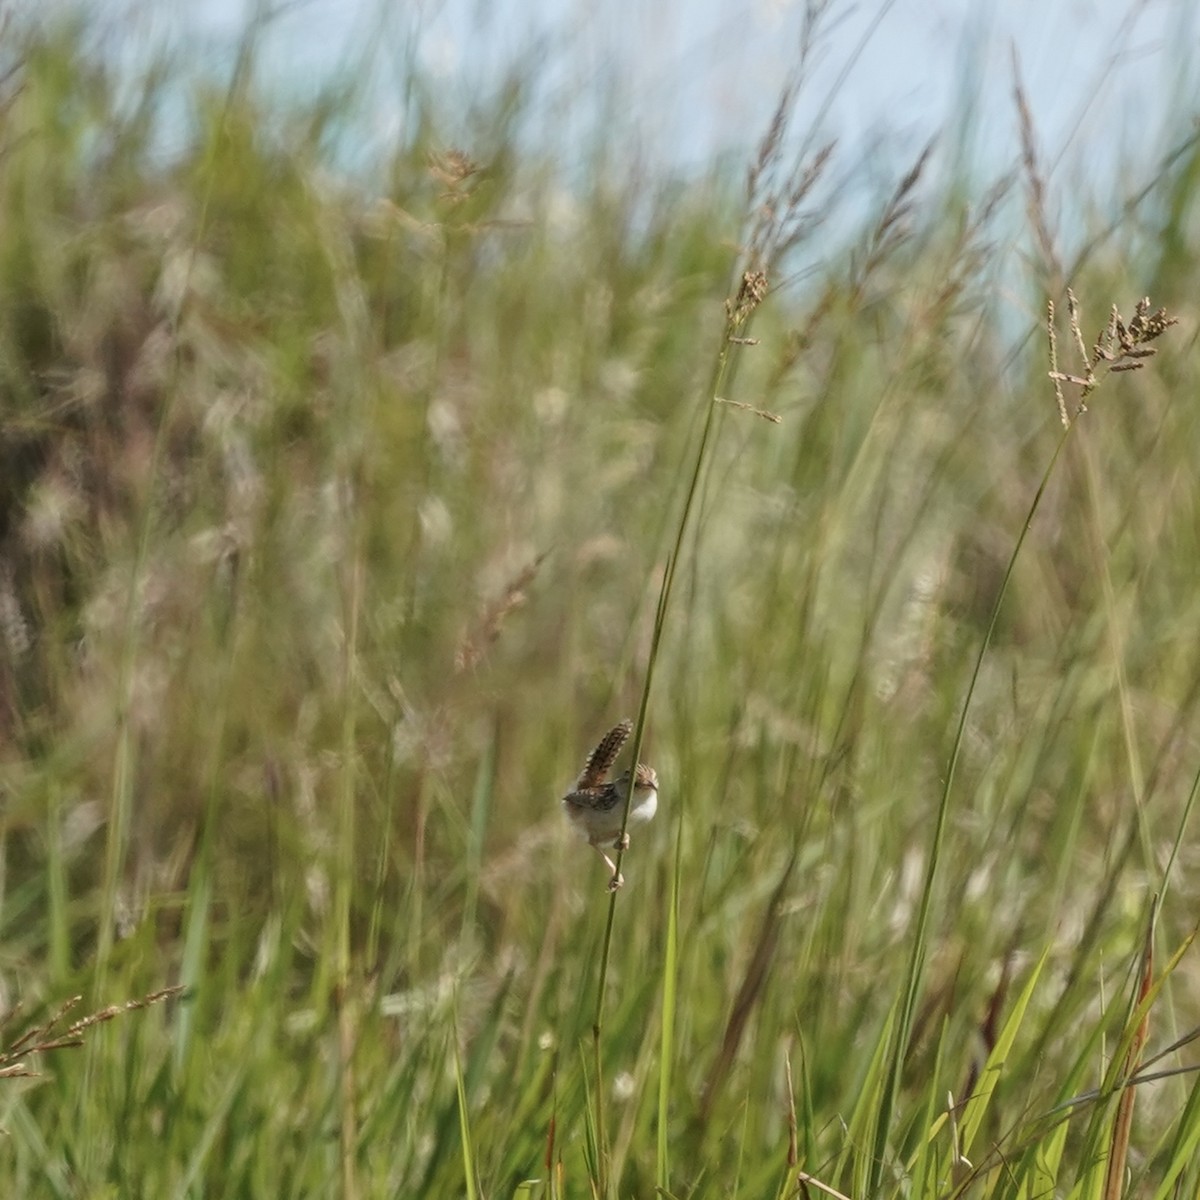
[607,872,624,892]
[613,833,630,851]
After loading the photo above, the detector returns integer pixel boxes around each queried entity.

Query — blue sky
[171,0,1192,176]
[28,0,1197,202]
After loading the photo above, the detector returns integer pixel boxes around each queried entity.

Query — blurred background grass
[1,3,1200,1197]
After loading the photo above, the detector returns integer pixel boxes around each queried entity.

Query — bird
[561,719,659,891]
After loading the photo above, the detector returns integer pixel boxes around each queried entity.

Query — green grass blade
[958,948,1049,1160]
[656,808,683,1193]
[453,1019,481,1200]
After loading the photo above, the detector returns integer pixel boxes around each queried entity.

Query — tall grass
[1,8,1200,1198]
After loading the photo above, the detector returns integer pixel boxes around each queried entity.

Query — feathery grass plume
[455,552,546,672]
[429,148,484,205]
[714,396,782,423]
[773,137,959,386]
[0,988,183,1080]
[744,0,837,271]
[1013,48,1063,287]
[1048,290,1178,424]
[858,138,937,281]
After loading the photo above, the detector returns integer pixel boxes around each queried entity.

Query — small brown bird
[562,719,659,890]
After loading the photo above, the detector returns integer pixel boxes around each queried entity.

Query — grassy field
[2,9,1200,1198]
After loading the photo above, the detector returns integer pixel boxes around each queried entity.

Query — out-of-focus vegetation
[2,9,1200,1197]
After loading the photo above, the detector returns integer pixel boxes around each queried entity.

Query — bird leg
[592,843,624,890]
